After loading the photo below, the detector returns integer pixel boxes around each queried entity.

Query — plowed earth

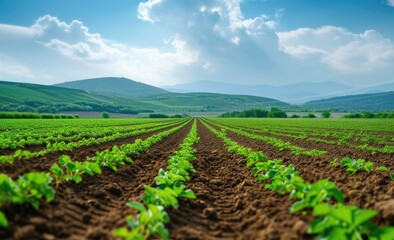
[0,122,191,240]
[0,119,393,240]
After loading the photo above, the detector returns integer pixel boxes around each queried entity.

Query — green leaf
[326,227,348,240]
[331,206,354,225]
[155,221,169,240]
[0,211,8,228]
[127,201,146,212]
[179,189,196,199]
[112,227,129,238]
[73,175,82,184]
[353,209,376,226]
[308,216,337,234]
[330,188,344,203]
[290,201,308,213]
[313,204,332,216]
[371,227,394,240]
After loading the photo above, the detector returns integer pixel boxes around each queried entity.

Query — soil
[0,119,392,240]
[166,120,312,240]
[0,121,192,240]
[220,124,394,226]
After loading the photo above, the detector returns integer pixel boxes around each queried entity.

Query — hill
[303,91,394,111]
[0,81,158,114]
[140,92,291,112]
[0,80,292,114]
[54,77,168,98]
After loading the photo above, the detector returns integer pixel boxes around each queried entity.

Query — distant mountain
[303,91,394,111]
[54,77,168,98]
[163,80,354,104]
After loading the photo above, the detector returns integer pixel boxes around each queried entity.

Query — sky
[0,0,393,88]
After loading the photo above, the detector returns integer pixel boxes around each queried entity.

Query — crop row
[0,119,181,150]
[206,119,327,157]
[202,120,394,239]
[208,119,393,178]
[0,120,190,228]
[114,119,199,240]
[210,119,393,154]
[0,120,185,164]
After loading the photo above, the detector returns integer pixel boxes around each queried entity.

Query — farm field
[0,118,393,239]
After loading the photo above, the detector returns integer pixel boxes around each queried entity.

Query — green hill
[141,92,290,112]
[0,81,158,113]
[54,77,168,98]
[303,91,394,111]
[0,79,292,115]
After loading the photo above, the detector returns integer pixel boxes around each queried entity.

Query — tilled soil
[1,119,393,240]
[166,120,312,240]
[0,121,192,240]
[0,123,179,179]
[219,124,394,226]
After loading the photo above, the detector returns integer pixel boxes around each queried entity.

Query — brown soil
[0,121,192,240]
[0,119,392,240]
[166,120,312,240]
[0,123,180,179]
[219,124,394,226]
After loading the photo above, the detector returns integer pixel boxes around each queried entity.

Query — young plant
[290,179,344,213]
[309,204,394,240]
[340,157,374,175]
[113,202,170,240]
[50,155,101,186]
[0,172,55,227]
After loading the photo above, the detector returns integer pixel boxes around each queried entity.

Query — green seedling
[0,172,55,227]
[340,157,374,175]
[309,204,394,240]
[290,179,344,213]
[113,202,170,240]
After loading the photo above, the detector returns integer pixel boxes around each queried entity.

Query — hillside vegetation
[0,79,291,114]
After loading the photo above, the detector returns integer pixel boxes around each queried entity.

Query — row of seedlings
[202,120,394,239]
[0,120,190,228]
[114,120,200,240]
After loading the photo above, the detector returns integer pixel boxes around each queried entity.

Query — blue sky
[0,0,393,87]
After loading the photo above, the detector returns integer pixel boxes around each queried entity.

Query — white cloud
[388,0,394,7]
[0,15,199,85]
[278,26,394,72]
[0,2,393,87]
[137,0,163,23]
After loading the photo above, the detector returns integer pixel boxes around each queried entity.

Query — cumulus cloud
[0,1,393,87]
[278,26,394,72]
[0,15,199,85]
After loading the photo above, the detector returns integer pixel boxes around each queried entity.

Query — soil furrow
[0,121,192,240]
[217,124,394,226]
[166,120,312,240]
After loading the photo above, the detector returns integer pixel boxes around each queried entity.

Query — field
[0,118,393,239]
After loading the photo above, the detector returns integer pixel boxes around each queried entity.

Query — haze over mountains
[164,81,394,104]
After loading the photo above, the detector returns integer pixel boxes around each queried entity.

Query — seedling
[290,179,344,213]
[340,157,374,175]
